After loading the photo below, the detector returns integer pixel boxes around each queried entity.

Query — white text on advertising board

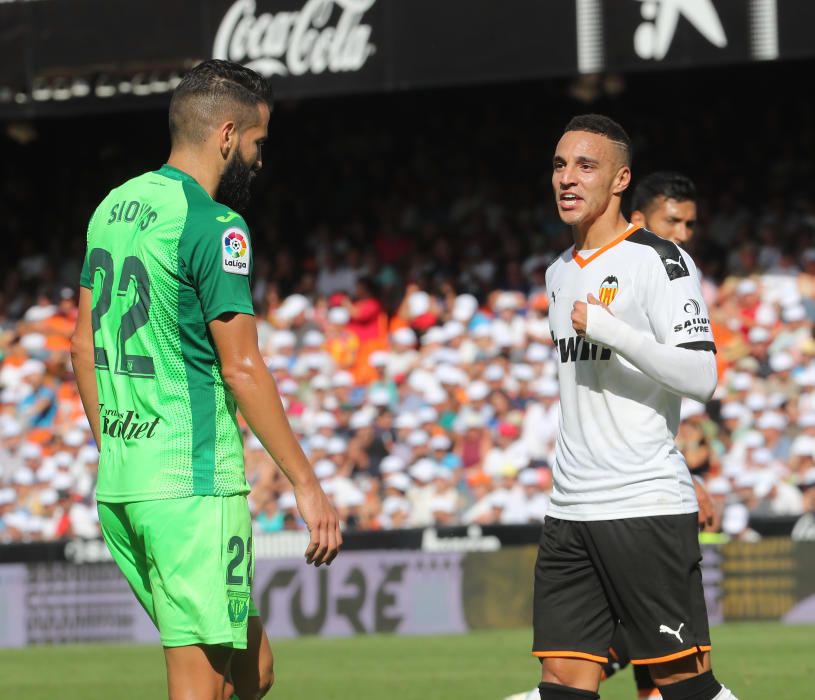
[213,0,376,77]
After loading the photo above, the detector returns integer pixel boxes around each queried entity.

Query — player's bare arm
[209,311,342,567]
[70,286,102,446]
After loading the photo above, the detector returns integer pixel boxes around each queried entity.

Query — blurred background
[1,2,814,696]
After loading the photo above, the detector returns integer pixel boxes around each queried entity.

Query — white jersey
[545,226,716,521]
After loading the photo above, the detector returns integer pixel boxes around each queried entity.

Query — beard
[216,153,256,213]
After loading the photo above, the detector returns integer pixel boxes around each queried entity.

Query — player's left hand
[694,479,715,530]
[297,483,343,567]
[571,293,609,337]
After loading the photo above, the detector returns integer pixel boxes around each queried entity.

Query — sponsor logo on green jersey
[216,211,239,223]
[221,228,250,275]
[99,404,160,440]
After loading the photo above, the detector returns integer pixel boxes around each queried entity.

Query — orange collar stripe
[572,226,640,269]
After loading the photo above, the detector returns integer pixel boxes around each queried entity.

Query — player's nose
[558,165,578,186]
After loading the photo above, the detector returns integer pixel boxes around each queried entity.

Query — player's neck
[572,212,631,251]
[166,150,220,200]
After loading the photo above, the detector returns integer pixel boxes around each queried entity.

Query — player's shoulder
[624,227,693,281]
[545,247,573,279]
[184,186,246,227]
[88,171,151,226]
[178,194,252,276]
[182,190,250,245]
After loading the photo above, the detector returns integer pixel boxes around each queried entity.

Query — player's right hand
[295,483,343,567]
[572,293,611,337]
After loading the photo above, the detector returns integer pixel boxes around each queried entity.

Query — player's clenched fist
[571,293,609,336]
[296,483,343,567]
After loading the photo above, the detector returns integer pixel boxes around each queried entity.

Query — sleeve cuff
[677,340,717,354]
[204,304,255,324]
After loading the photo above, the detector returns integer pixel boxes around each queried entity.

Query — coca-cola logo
[213,0,376,77]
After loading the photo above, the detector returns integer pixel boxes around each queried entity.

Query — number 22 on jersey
[88,247,155,378]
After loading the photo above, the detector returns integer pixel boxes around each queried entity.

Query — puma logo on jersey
[627,229,690,280]
[556,336,611,363]
[659,622,684,643]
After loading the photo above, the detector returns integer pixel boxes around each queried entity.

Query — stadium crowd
[3,225,815,543]
[2,67,815,543]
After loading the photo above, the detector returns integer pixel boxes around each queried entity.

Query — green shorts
[98,495,258,649]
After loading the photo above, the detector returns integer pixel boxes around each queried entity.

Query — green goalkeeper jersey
[80,164,254,502]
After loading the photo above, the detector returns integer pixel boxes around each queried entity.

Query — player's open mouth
[559,193,581,210]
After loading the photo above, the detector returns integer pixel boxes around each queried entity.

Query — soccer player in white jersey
[531,115,739,700]
[505,172,716,700]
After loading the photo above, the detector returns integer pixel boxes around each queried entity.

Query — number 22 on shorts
[226,535,253,586]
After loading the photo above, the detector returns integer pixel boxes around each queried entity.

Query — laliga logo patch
[599,275,619,305]
[222,228,250,275]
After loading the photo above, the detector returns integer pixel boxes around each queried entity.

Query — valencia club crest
[599,275,619,305]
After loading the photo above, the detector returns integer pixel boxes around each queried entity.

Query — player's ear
[612,165,631,196]
[630,209,646,227]
[218,120,238,161]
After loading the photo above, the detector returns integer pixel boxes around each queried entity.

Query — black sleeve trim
[627,228,690,281]
[677,341,717,355]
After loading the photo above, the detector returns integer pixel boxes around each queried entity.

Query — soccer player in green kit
[70,60,341,700]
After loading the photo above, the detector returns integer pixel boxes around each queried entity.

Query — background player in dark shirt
[604,171,714,700]
[631,171,698,247]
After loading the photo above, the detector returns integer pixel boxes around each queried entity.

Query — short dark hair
[563,114,632,166]
[169,59,274,146]
[631,171,697,213]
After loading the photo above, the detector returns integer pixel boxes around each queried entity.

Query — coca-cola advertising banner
[0,0,812,116]
[0,0,574,116]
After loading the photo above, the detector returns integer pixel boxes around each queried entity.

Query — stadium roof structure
[1,0,813,117]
